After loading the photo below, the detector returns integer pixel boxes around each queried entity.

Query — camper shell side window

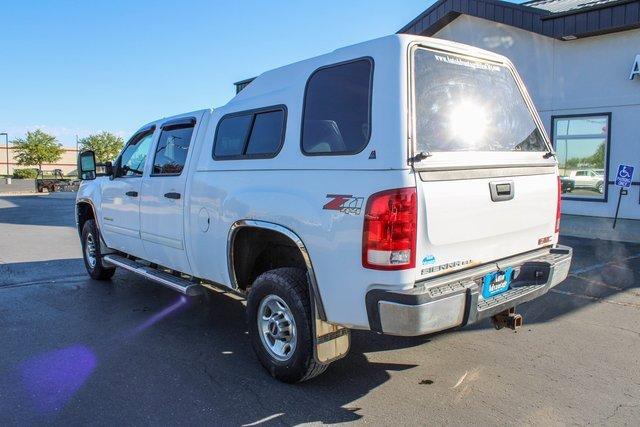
[301,57,374,156]
[213,105,287,160]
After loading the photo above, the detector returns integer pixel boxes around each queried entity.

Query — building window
[553,114,610,201]
[301,58,373,155]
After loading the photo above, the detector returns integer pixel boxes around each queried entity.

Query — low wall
[0,179,36,194]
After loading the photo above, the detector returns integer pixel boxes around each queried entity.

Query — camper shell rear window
[413,48,546,153]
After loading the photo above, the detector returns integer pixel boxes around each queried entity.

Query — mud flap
[311,294,350,365]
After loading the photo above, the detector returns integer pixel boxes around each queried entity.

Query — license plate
[482,267,513,299]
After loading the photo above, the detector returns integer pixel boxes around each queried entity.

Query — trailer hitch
[491,307,523,330]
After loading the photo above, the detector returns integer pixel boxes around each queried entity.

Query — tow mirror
[78,150,97,180]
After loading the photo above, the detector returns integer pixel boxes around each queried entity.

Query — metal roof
[523,0,622,14]
[399,0,640,40]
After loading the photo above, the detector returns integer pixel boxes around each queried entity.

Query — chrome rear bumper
[365,245,572,336]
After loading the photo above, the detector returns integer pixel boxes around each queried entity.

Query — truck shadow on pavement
[0,259,86,288]
[466,236,640,330]
[0,195,77,228]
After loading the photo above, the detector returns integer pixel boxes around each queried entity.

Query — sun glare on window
[448,100,490,148]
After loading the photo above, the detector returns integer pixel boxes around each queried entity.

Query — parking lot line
[550,289,640,309]
[570,253,640,275]
[569,274,640,298]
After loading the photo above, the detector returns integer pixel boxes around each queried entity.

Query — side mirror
[78,150,97,180]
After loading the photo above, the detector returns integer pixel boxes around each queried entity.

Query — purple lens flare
[125,295,191,338]
[19,345,97,413]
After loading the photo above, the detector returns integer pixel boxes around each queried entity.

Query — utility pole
[0,133,8,176]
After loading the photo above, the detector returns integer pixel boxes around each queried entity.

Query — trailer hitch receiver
[492,307,523,330]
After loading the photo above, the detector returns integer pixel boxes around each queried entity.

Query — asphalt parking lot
[1,195,639,425]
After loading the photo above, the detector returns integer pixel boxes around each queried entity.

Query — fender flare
[76,197,99,235]
[227,219,327,321]
[76,197,112,254]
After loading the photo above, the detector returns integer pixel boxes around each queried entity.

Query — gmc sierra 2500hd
[76,34,572,383]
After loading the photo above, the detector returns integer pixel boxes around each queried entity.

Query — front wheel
[246,267,328,383]
[81,219,115,280]
[597,181,604,194]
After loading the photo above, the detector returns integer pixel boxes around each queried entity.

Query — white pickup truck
[76,34,572,383]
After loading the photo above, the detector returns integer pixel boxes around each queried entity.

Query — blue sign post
[613,164,635,229]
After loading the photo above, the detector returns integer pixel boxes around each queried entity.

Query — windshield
[413,48,546,153]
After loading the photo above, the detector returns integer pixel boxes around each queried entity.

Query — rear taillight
[362,187,417,270]
[555,176,562,233]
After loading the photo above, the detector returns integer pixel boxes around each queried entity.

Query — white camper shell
[76,34,572,382]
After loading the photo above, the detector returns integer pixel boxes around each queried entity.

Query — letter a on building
[631,55,640,80]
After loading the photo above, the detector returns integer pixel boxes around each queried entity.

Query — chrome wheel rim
[258,295,297,361]
[85,233,97,269]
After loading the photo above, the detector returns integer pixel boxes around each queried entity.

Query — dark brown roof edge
[398,0,549,34]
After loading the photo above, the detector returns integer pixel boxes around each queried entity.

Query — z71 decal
[323,194,364,215]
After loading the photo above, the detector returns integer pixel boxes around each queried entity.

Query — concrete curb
[0,191,77,198]
[560,214,640,244]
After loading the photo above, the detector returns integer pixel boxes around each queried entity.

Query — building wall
[434,16,640,220]
[0,146,78,176]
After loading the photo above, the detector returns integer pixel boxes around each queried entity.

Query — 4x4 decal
[323,194,364,215]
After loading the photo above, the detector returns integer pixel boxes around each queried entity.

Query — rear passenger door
[139,114,201,273]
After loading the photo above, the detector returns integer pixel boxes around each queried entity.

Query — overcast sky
[0,0,441,147]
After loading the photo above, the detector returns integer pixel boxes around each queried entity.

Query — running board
[103,254,204,296]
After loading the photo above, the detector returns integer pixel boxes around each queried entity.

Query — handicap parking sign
[615,164,635,188]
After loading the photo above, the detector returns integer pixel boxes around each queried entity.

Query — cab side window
[152,120,196,175]
[213,106,286,160]
[302,58,373,155]
[119,130,155,177]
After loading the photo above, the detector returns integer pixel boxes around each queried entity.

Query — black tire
[81,219,116,280]
[597,182,604,194]
[247,267,328,383]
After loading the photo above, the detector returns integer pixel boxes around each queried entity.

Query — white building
[401,0,640,220]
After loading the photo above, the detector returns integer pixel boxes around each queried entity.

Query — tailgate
[415,166,558,280]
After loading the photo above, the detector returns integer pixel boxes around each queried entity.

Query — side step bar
[103,254,204,296]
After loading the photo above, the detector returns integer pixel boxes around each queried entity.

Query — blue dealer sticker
[422,255,436,266]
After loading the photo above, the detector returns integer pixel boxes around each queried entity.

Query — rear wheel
[81,219,115,280]
[597,181,604,194]
[246,267,328,383]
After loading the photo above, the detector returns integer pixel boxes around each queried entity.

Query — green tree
[12,130,64,171]
[585,142,605,167]
[79,131,124,162]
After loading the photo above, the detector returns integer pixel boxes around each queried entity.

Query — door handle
[489,181,514,202]
[125,191,138,197]
[164,192,181,200]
